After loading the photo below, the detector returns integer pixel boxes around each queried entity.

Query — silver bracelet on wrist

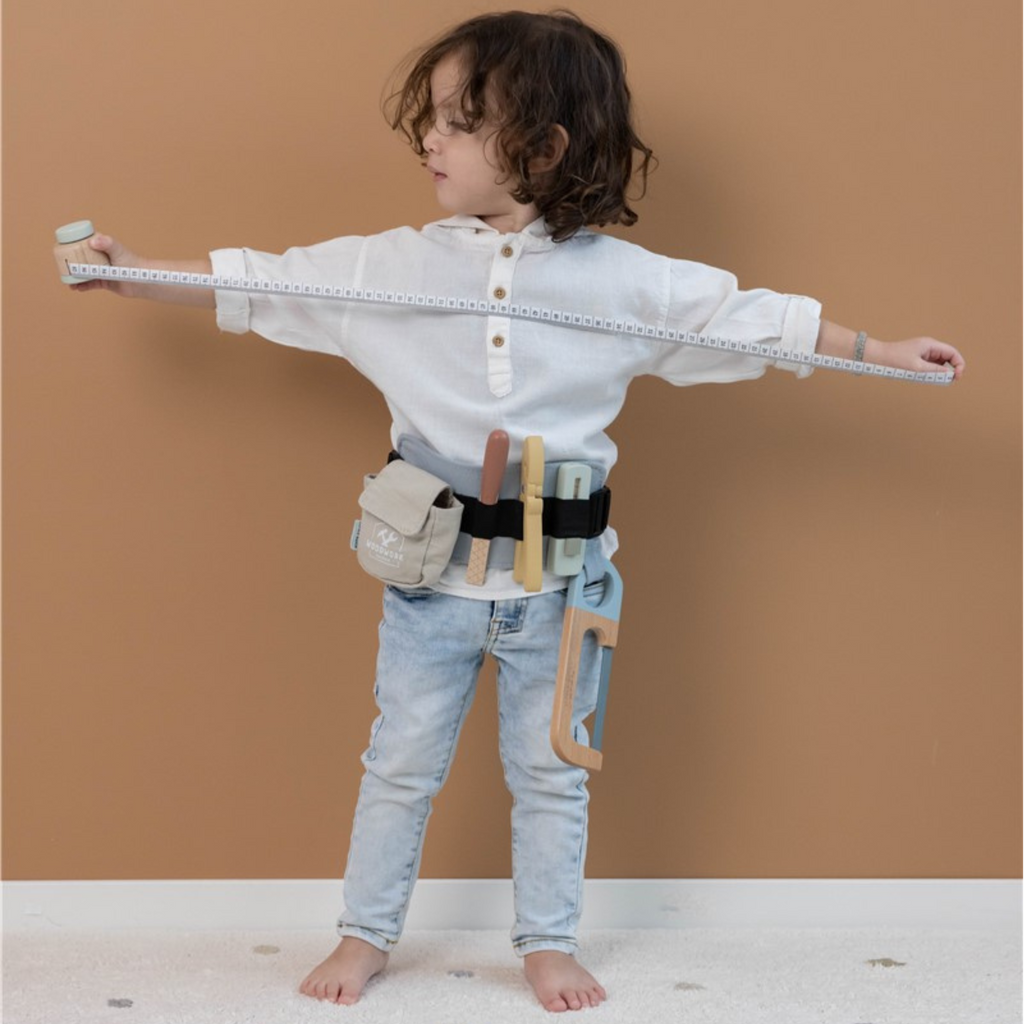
[853,331,868,370]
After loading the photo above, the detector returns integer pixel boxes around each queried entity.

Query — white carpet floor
[3,926,1020,1024]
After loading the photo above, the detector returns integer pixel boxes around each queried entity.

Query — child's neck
[477,203,543,235]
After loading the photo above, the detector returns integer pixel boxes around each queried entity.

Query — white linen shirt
[211,215,822,598]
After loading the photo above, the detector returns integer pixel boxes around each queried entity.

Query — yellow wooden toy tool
[512,436,544,593]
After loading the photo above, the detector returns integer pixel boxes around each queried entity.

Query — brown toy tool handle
[465,430,510,585]
[551,605,619,772]
[480,430,509,503]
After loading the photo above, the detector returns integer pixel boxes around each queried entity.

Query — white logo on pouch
[368,523,404,564]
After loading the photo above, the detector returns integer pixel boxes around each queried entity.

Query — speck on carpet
[3,926,1020,1024]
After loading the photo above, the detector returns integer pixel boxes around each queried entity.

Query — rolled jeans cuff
[513,937,579,958]
[336,923,397,953]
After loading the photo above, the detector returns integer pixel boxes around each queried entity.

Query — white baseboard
[3,879,1019,933]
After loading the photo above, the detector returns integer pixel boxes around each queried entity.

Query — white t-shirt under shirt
[210,215,822,599]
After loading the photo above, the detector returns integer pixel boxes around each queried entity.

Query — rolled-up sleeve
[210,247,251,334]
[644,257,822,385]
[207,236,368,359]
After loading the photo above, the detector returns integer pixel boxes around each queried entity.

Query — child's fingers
[80,234,141,295]
[930,343,963,366]
[918,340,965,380]
[72,281,119,294]
[88,232,138,268]
[942,354,964,380]
[88,233,119,257]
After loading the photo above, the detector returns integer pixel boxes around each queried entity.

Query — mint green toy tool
[547,462,591,576]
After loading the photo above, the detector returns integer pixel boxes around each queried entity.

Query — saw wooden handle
[551,561,623,772]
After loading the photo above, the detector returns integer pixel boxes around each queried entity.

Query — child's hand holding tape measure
[55,221,214,306]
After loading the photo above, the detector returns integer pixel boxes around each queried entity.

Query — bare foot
[524,950,607,1012]
[299,937,389,1005]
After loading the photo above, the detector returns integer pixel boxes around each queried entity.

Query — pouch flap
[358,460,456,535]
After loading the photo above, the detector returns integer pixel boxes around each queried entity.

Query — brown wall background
[3,0,1020,882]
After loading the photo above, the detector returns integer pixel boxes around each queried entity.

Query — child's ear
[530,124,570,174]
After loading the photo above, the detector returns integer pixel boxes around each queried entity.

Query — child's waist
[390,435,611,544]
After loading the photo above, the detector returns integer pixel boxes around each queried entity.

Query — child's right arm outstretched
[68,232,214,308]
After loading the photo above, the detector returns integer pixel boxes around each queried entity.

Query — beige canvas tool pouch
[353,460,463,588]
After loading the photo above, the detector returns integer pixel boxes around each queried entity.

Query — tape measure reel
[66,263,954,386]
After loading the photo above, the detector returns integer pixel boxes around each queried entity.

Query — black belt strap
[387,451,611,542]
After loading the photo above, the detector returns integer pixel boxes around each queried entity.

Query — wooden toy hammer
[551,560,624,771]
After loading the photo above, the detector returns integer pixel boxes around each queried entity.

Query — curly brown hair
[385,10,655,242]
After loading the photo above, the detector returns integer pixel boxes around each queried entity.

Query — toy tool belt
[386,451,611,543]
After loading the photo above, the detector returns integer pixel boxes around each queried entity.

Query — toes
[321,980,360,1005]
[337,982,362,1006]
[562,987,605,1010]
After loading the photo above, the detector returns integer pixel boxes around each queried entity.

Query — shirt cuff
[776,294,822,378]
[210,248,250,334]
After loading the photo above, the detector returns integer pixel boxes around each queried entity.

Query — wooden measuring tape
[66,263,955,386]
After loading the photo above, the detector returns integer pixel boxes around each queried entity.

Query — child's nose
[423,119,444,152]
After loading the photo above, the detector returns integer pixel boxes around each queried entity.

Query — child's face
[423,56,540,233]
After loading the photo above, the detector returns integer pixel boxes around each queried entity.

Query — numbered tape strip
[68,263,953,386]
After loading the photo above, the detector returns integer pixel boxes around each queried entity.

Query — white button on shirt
[211,215,822,598]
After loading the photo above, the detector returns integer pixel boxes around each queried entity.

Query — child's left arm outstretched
[816,320,966,380]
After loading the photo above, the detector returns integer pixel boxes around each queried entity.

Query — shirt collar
[425,214,557,249]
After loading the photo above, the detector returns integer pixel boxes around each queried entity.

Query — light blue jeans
[337,583,602,957]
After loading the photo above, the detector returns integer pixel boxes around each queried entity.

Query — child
[70,10,965,1013]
